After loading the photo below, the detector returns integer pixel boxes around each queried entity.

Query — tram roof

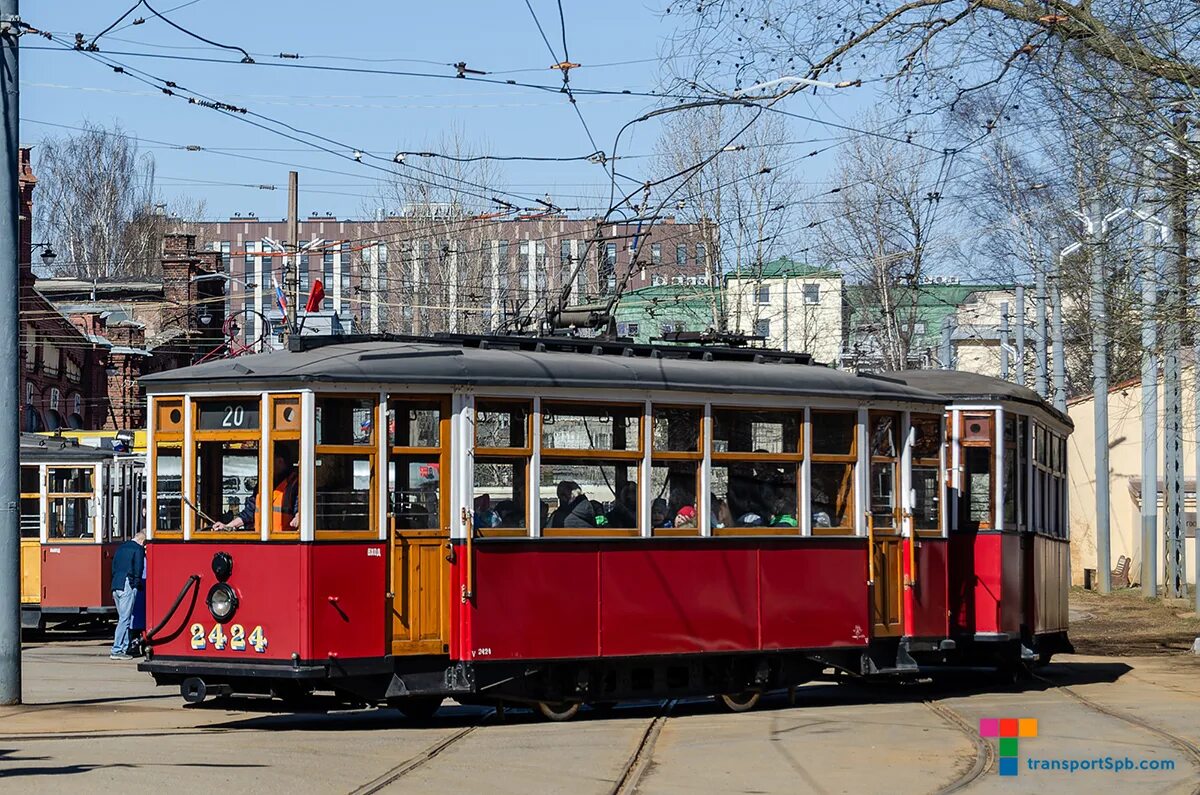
[20,433,114,462]
[142,335,949,405]
[886,369,1072,427]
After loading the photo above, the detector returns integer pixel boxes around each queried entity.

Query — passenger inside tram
[211,442,299,532]
[547,480,595,527]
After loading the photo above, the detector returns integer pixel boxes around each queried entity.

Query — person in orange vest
[212,446,300,532]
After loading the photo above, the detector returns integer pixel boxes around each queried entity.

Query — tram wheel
[395,696,443,722]
[536,701,581,722]
[718,691,761,713]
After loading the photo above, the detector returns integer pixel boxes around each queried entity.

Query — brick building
[183,212,712,346]
[38,234,225,430]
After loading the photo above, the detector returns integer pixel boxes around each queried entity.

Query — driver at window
[213,448,300,532]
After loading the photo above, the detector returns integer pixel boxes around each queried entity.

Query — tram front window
[196,440,259,530]
[155,444,183,533]
[47,467,94,539]
[20,466,39,538]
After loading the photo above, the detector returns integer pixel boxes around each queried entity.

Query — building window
[696,243,707,269]
[627,322,639,336]
[651,274,666,287]
[754,285,771,305]
[72,394,82,418]
[49,387,61,411]
[323,250,334,310]
[676,244,687,267]
[754,319,771,338]
[661,322,676,335]
[803,284,820,304]
[25,381,33,406]
[913,322,926,335]
[651,243,662,266]
[604,243,617,268]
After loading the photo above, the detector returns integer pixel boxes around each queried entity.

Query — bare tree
[652,105,797,331]
[34,121,165,281]
[370,126,510,335]
[813,121,945,370]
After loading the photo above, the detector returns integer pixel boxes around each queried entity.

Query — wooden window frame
[710,405,804,537]
[539,400,644,459]
[149,397,185,539]
[959,412,996,531]
[868,411,902,535]
[265,393,302,540]
[809,409,857,536]
[650,404,703,537]
[309,394,381,541]
[910,412,943,537]
[44,464,98,544]
[19,464,42,541]
[388,396,451,538]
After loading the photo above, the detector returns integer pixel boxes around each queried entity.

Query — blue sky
[21,1,877,221]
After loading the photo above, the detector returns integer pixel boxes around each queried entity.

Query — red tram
[138,336,1071,718]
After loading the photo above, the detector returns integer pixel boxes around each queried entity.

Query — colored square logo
[999,718,1019,737]
[999,757,1019,777]
[999,737,1019,757]
[979,718,999,737]
[1018,718,1038,738]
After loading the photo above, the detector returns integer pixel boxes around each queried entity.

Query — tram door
[868,413,904,637]
[388,399,451,656]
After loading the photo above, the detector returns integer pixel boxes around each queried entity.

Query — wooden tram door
[868,412,904,638]
[388,398,452,656]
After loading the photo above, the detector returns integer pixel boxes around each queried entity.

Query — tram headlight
[206,583,239,623]
[211,551,233,582]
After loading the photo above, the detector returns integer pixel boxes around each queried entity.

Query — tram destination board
[196,399,261,431]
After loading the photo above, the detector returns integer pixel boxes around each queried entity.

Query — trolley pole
[999,301,1010,380]
[285,170,299,335]
[1014,284,1026,386]
[1089,202,1111,594]
[0,0,21,705]
[1050,265,1067,412]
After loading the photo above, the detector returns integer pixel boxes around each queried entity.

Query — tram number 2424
[190,623,268,653]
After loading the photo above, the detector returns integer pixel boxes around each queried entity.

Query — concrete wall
[1068,371,1198,588]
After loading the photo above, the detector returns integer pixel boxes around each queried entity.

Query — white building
[726,259,844,363]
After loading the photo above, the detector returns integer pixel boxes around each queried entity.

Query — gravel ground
[1069,586,1200,656]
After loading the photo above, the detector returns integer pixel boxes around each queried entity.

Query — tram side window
[868,413,900,530]
[810,411,856,532]
[911,414,942,532]
[710,408,802,533]
[47,467,94,539]
[474,400,529,535]
[1002,417,1018,528]
[196,441,259,529]
[651,406,702,535]
[315,396,377,535]
[20,466,40,538]
[539,402,642,535]
[155,445,183,534]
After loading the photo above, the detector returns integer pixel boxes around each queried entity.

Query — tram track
[1033,670,1200,790]
[346,709,494,795]
[924,699,993,794]
[608,699,676,795]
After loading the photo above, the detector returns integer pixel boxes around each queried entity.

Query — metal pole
[999,301,1010,380]
[286,170,299,335]
[1164,111,1187,598]
[1015,284,1026,386]
[940,316,953,370]
[1142,215,1159,598]
[1193,261,1200,610]
[1051,261,1067,412]
[0,0,21,705]
[1035,266,1048,398]
[1090,203,1111,594]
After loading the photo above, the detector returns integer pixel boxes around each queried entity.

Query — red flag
[304,279,326,313]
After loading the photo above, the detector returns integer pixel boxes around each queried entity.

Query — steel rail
[608,699,676,795]
[924,699,993,794]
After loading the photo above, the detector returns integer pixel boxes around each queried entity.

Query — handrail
[905,509,917,588]
[144,573,200,646]
[866,512,875,586]
[460,508,474,603]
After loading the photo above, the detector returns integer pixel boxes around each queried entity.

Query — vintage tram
[137,336,1071,718]
[20,434,147,630]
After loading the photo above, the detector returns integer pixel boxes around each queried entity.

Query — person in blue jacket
[110,531,146,660]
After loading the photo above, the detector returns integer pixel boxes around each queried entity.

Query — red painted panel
[906,539,949,638]
[466,546,600,661]
[305,543,387,660]
[146,542,302,662]
[760,544,869,648]
[971,534,1004,634]
[41,543,114,608]
[600,546,759,655]
[948,534,977,635]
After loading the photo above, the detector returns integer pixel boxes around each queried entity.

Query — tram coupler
[181,677,232,704]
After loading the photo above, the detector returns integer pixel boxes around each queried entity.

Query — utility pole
[1164,110,1187,599]
[1035,267,1048,398]
[1142,210,1160,598]
[1089,202,1111,594]
[0,0,20,705]
[999,302,1010,380]
[1014,284,1026,386]
[285,170,299,335]
[940,316,953,370]
[1050,267,1067,412]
